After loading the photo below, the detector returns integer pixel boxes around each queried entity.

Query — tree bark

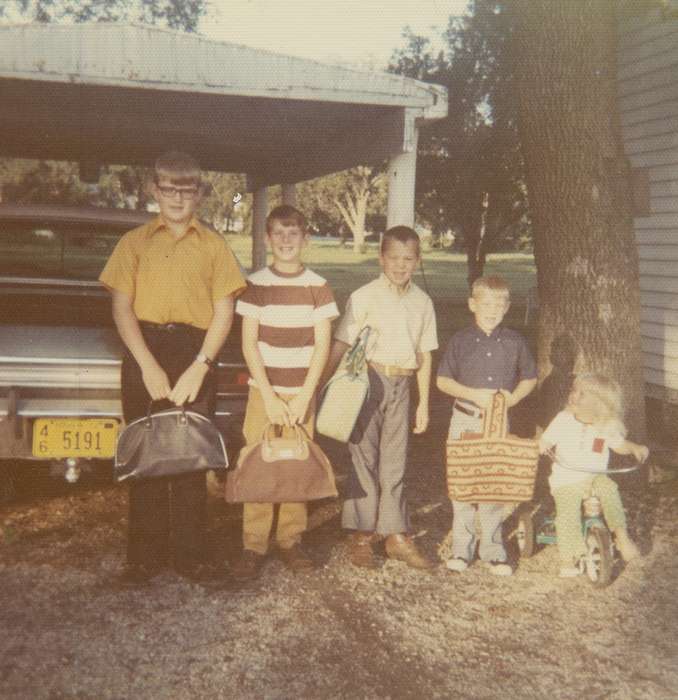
[509,0,645,438]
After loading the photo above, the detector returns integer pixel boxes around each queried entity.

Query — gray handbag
[114,405,228,482]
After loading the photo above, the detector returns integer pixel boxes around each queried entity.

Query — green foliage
[0,0,208,30]
[389,2,529,282]
[297,166,387,249]
[0,160,89,205]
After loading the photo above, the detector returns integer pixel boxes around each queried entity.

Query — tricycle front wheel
[584,525,613,588]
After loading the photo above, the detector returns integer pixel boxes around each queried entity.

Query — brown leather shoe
[385,534,436,570]
[348,531,379,569]
[231,549,266,581]
[278,544,315,572]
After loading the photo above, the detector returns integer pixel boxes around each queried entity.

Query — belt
[368,362,414,377]
[139,321,200,333]
[453,401,484,418]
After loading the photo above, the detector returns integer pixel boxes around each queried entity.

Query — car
[0,204,248,502]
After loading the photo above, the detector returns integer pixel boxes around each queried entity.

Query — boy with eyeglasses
[100,151,246,585]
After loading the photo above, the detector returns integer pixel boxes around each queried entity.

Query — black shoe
[175,561,226,583]
[116,563,163,587]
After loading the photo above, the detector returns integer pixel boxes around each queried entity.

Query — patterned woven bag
[316,326,372,442]
[446,392,539,503]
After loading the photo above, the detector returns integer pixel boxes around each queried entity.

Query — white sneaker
[445,557,469,572]
[488,561,513,577]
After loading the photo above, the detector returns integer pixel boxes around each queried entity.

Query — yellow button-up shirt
[99,216,246,330]
[334,273,438,369]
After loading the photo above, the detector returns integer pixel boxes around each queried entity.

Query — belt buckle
[165,323,177,331]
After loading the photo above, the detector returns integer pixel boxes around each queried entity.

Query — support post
[251,186,268,272]
[386,124,419,230]
[282,183,297,208]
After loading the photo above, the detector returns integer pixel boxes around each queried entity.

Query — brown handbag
[446,392,539,503]
[224,424,338,503]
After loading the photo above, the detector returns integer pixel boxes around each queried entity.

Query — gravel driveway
[1,413,677,699]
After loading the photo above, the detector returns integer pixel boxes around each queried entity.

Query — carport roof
[0,22,447,185]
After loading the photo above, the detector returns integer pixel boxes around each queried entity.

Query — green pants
[552,475,627,564]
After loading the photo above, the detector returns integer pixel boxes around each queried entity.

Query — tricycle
[513,451,642,588]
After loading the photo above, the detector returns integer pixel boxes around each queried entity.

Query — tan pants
[241,386,315,554]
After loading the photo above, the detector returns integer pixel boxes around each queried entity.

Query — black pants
[120,323,216,569]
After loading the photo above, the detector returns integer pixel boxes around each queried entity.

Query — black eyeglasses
[156,185,200,199]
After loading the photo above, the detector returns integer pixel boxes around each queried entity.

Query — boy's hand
[141,363,171,401]
[168,362,209,406]
[631,443,650,464]
[413,403,429,434]
[287,392,311,426]
[263,394,292,427]
[538,439,552,455]
[468,388,496,409]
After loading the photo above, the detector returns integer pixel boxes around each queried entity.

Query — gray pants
[342,367,411,535]
[448,409,507,563]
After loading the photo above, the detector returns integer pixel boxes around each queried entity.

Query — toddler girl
[539,374,648,577]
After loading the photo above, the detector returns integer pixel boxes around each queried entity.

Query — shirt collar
[149,215,203,240]
[268,264,305,278]
[473,323,503,340]
[378,272,411,296]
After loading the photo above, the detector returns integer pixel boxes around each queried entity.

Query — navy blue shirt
[437,324,537,392]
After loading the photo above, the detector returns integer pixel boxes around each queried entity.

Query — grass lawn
[226,235,537,342]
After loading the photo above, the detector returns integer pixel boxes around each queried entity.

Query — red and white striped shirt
[236,266,338,393]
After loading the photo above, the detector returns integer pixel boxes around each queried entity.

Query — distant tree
[298,166,387,253]
[0,160,89,205]
[199,172,249,233]
[390,7,527,286]
[0,0,208,30]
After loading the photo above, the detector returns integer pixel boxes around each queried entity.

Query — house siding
[619,6,678,402]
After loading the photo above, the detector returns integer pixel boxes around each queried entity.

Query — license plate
[32,418,119,458]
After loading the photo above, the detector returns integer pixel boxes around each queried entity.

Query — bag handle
[144,400,187,428]
[483,392,508,439]
[343,325,372,376]
[260,422,306,447]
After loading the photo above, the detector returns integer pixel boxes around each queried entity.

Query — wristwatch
[195,352,215,370]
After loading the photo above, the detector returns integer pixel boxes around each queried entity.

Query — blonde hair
[471,275,510,299]
[571,373,627,436]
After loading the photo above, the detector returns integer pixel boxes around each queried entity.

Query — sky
[201,0,470,70]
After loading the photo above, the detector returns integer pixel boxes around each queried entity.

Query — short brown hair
[471,275,510,298]
[381,225,420,255]
[153,151,201,186]
[266,205,307,234]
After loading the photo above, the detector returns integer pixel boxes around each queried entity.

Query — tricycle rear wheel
[516,511,536,558]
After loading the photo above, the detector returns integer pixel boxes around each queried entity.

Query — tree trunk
[352,224,366,254]
[509,0,645,438]
[466,192,489,288]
